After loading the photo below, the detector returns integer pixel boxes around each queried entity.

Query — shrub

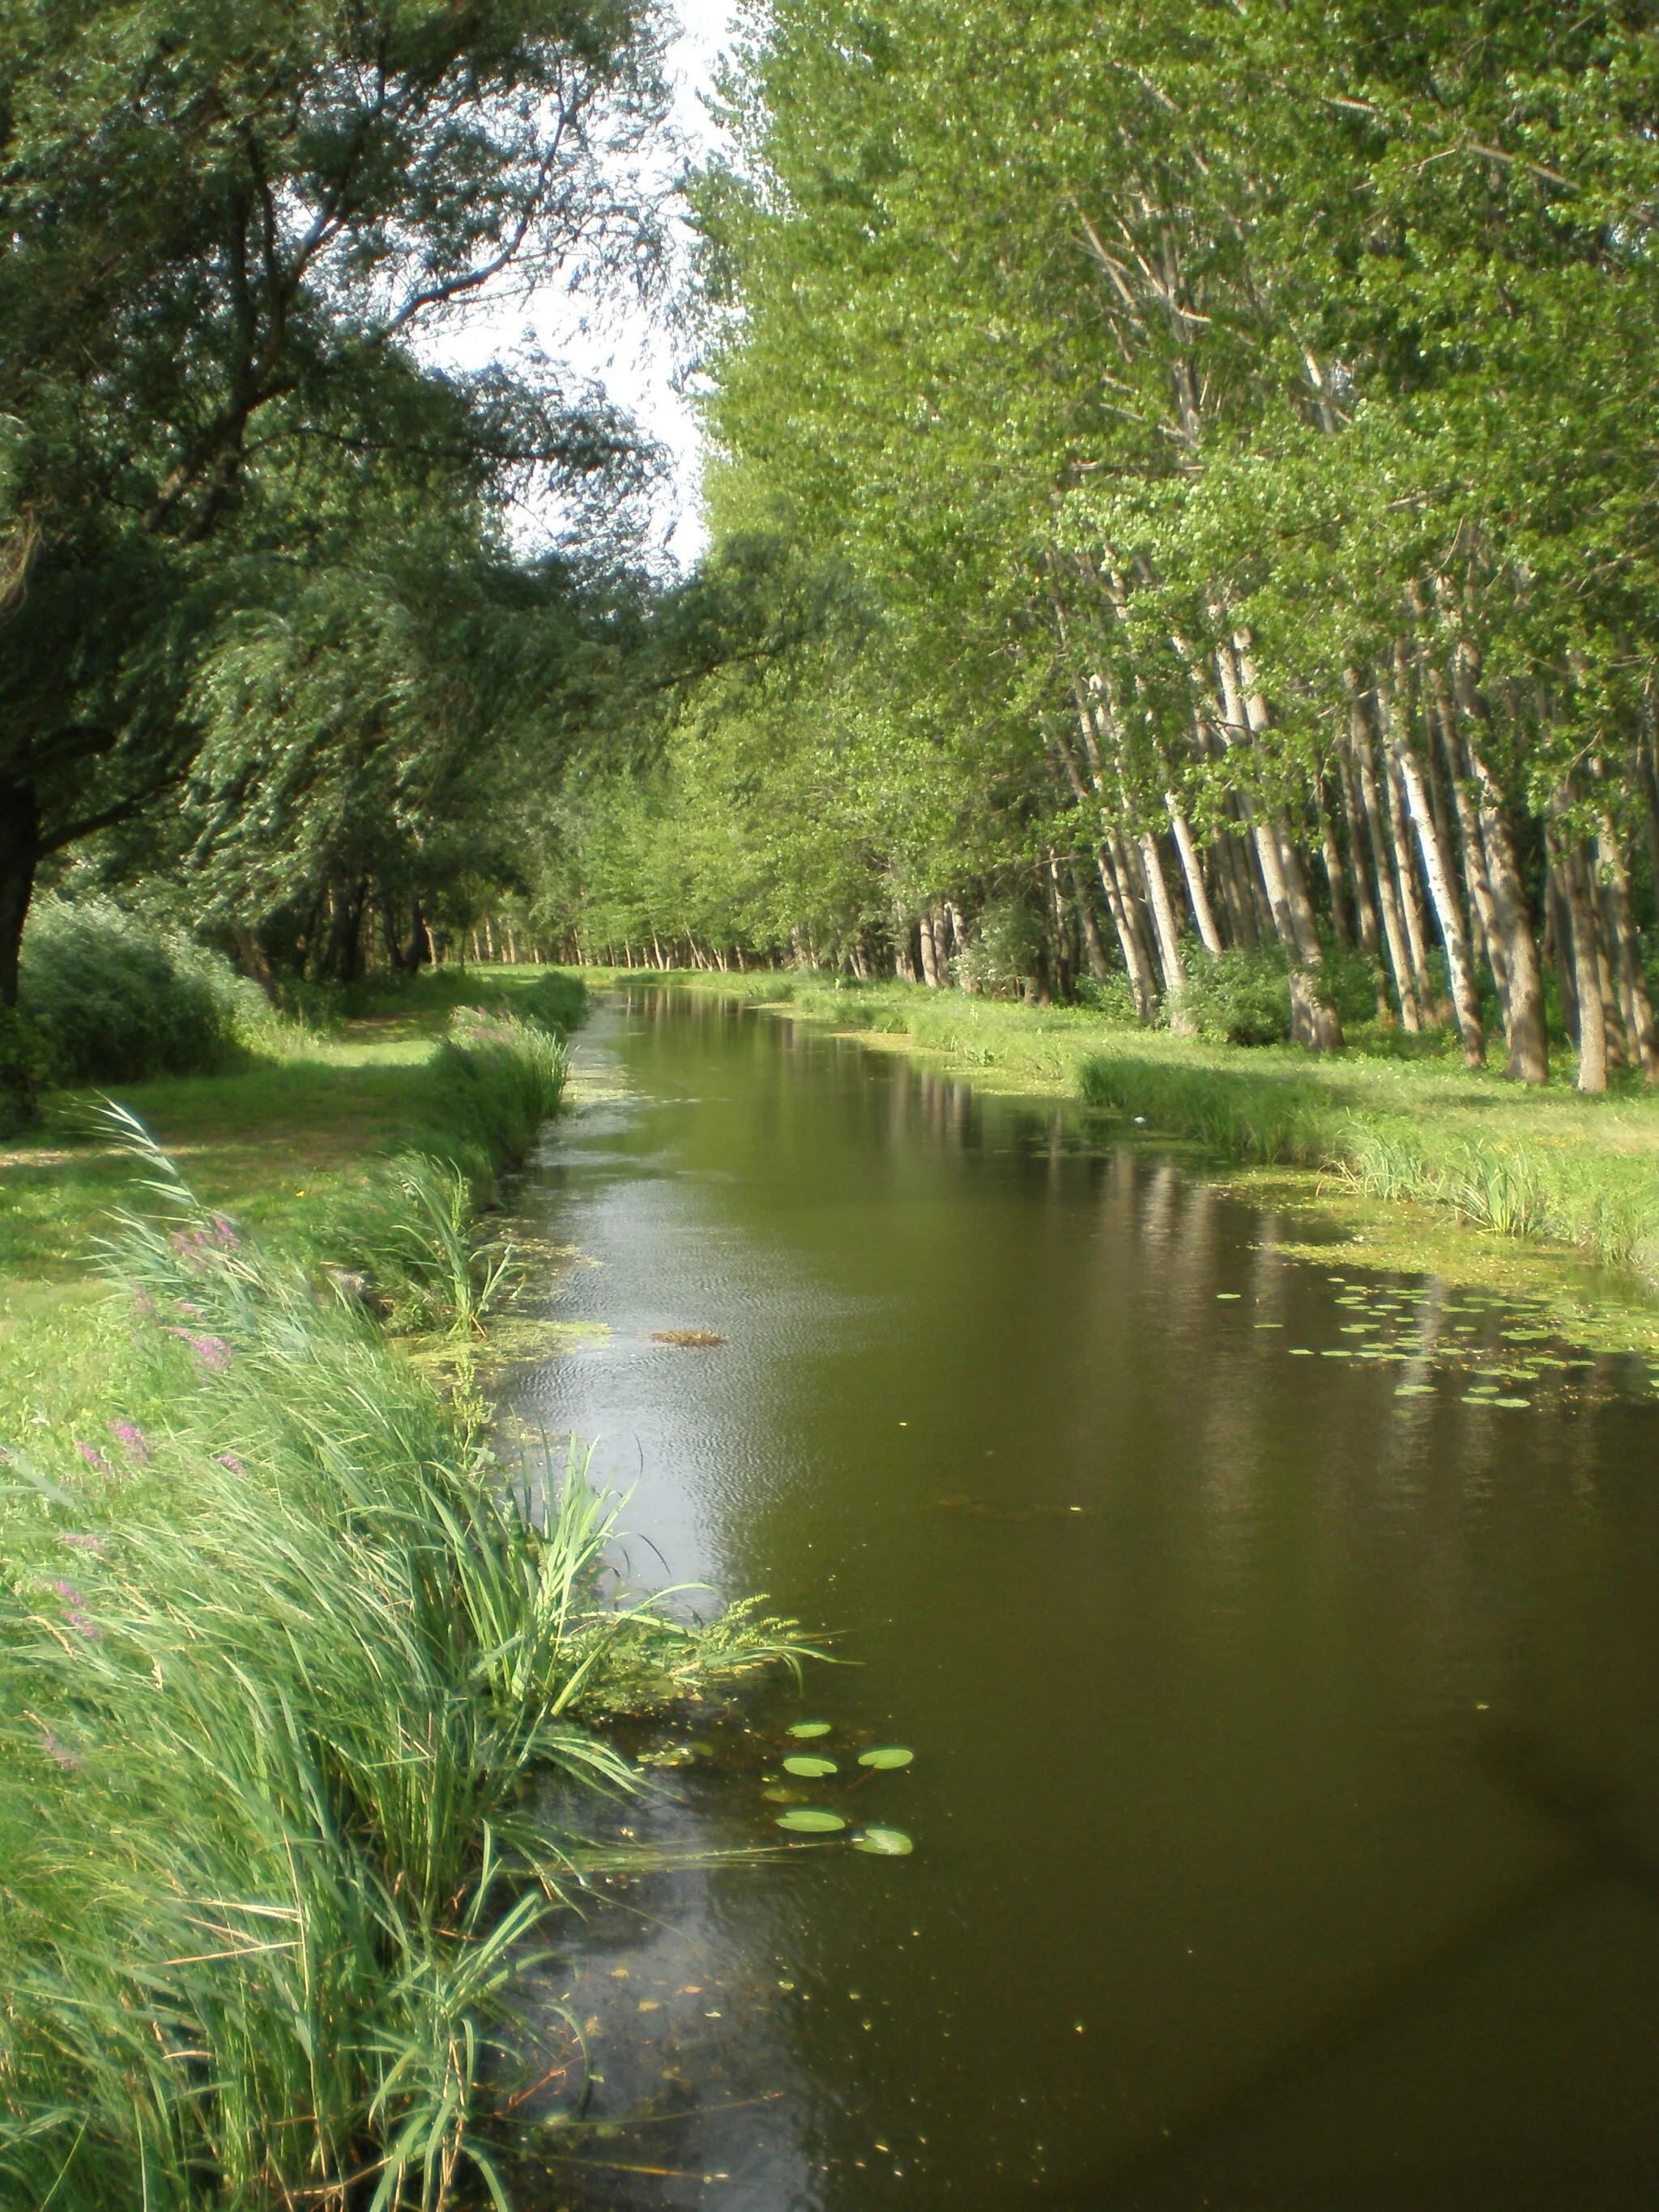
[19,897,271,1083]
[1074,973,1144,1025]
[953,901,1045,995]
[1171,947,1290,1046]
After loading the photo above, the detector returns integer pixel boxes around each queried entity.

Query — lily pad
[1493,1396,1532,1409]
[787,1722,832,1740]
[857,1745,914,1771]
[761,1785,804,1803]
[853,1826,914,1856]
[1396,1383,1435,1397]
[776,1808,847,1834]
[783,1754,838,1778]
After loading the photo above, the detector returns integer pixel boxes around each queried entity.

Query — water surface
[505,991,1659,2210]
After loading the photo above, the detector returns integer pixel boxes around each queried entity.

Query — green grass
[0,970,804,2206]
[1,967,583,1306]
[587,970,1659,1298]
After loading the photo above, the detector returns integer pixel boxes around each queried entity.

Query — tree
[0,0,670,1080]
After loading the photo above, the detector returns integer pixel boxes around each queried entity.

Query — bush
[19,897,271,1083]
[1170,947,1290,1046]
[953,901,1045,995]
[1074,973,1144,1024]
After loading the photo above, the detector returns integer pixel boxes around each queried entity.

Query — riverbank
[579,970,1659,1355]
[0,968,802,2204]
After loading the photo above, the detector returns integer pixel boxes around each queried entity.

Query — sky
[446,0,743,569]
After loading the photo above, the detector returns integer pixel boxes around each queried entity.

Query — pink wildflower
[41,1731,79,1772]
[109,1420,151,1461]
[59,1532,104,1552]
[75,1441,111,1477]
[215,1453,245,1474]
[168,1328,232,1372]
[64,1610,100,1641]
[49,1580,83,1606]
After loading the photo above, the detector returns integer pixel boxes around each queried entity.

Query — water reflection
[501,992,1659,2210]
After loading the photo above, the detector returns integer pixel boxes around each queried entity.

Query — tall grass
[1079,1053,1659,1279]
[0,1123,800,2209]
[317,1008,570,1333]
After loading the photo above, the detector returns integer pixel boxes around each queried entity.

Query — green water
[505,990,1659,2210]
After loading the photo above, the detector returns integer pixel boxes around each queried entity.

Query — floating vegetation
[650,1329,727,1348]
[776,1808,847,1834]
[783,1754,837,1777]
[1248,1262,1648,1414]
[854,1827,914,1857]
[787,1721,832,1739]
[857,1746,914,1771]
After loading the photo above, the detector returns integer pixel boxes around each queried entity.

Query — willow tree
[0,0,668,1102]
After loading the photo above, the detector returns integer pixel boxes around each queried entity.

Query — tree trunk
[1335,731,1385,973]
[892,906,918,983]
[1550,825,1607,1093]
[1348,688,1421,1029]
[1450,647,1548,1081]
[1376,705,1439,1017]
[1314,783,1352,948]
[1386,646,1485,1068]
[1597,816,1659,1080]
[1071,864,1111,981]
[0,776,41,1123]
[1215,636,1341,1047]
[0,778,40,1011]
[1217,812,1264,947]
[1095,844,1157,1017]
[1165,795,1223,954]
[1137,829,1192,1021]
[1434,693,1509,1023]
[918,906,944,987]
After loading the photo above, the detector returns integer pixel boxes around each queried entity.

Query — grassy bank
[2,966,583,1321]
[0,967,801,2205]
[587,970,1659,1323]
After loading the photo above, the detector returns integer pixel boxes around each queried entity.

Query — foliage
[0,0,671,1078]
[19,896,272,1084]
[533,0,1659,1097]
[1171,950,1292,1051]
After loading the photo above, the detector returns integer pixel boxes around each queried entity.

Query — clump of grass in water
[0,1117,805,2209]
[316,1005,571,1334]
[327,1151,518,1334]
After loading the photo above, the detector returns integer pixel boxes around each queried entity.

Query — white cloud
[426,2,740,569]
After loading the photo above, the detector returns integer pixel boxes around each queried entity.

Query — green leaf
[854,1826,913,1856]
[787,1721,831,1739]
[783,1754,837,1777]
[857,1745,913,1770]
[776,1808,846,1833]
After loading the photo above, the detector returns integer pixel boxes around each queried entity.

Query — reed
[0,1123,801,2209]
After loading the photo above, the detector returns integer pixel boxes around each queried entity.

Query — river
[500,987,1659,2210]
